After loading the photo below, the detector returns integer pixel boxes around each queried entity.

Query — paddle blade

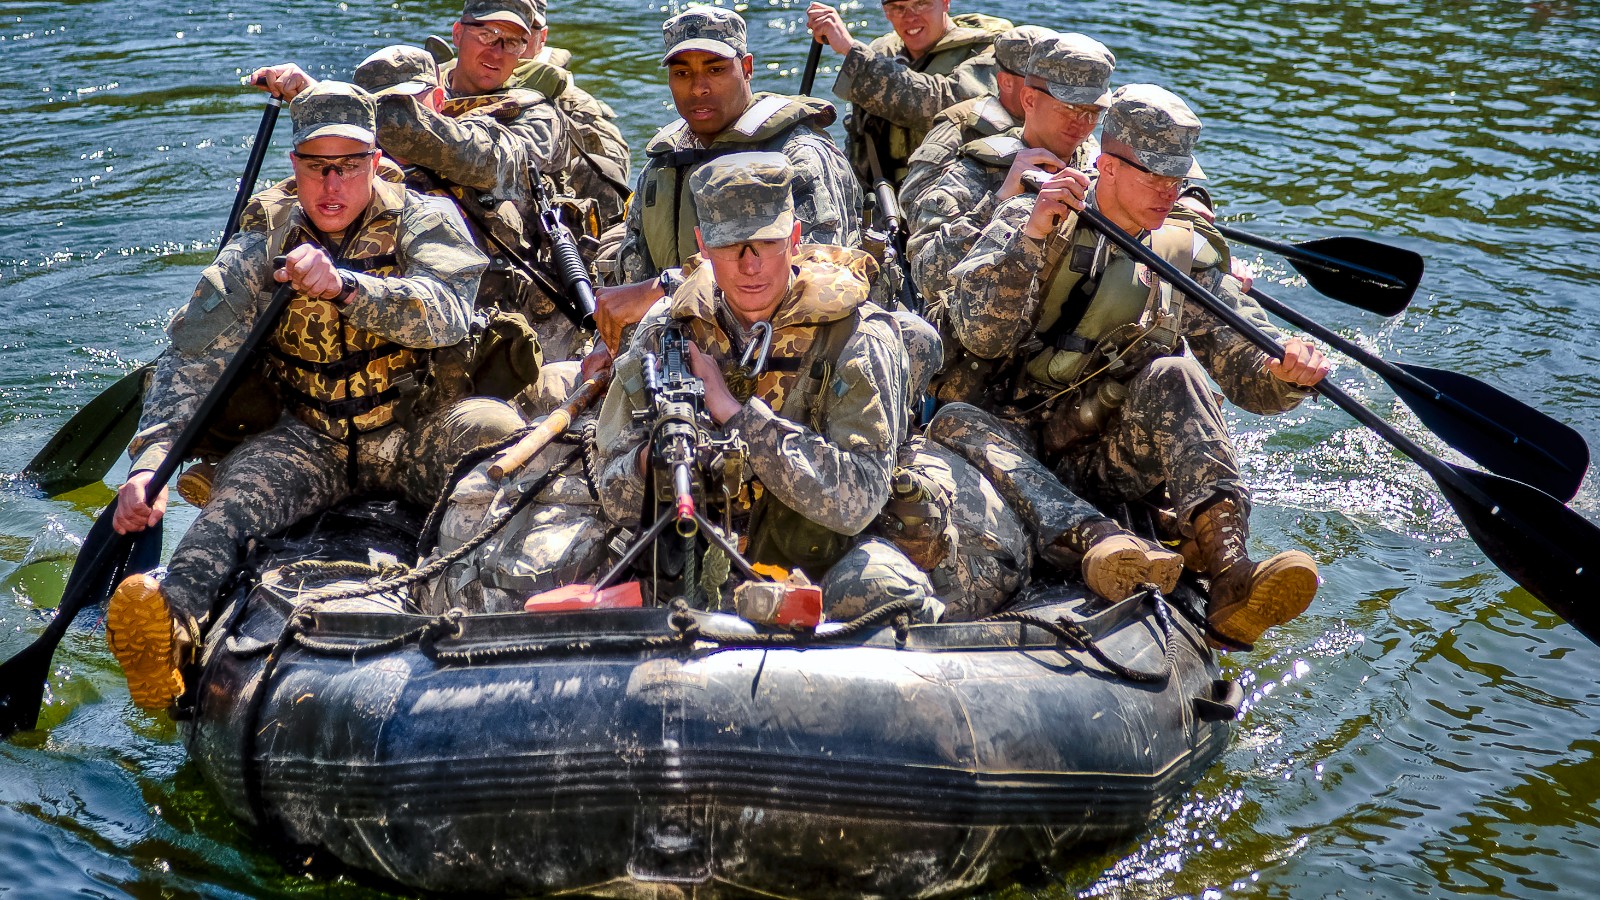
[1436,464,1600,646]
[0,506,161,738]
[1292,237,1423,317]
[24,364,152,496]
[1390,363,1589,502]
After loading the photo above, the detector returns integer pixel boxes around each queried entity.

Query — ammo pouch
[744,499,850,577]
[469,307,543,400]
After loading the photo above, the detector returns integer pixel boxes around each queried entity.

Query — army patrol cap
[353,45,440,96]
[689,152,795,247]
[1024,33,1115,107]
[993,25,1057,76]
[661,7,748,66]
[461,0,542,32]
[1101,83,1205,179]
[290,81,377,147]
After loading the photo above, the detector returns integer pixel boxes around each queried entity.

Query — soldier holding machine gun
[593,153,941,621]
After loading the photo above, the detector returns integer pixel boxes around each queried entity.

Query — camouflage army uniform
[129,165,524,622]
[615,93,863,284]
[833,13,1012,188]
[593,246,937,621]
[507,49,632,230]
[895,25,1054,211]
[943,188,1313,536]
[908,33,1112,318]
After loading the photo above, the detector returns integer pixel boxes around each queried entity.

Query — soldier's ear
[789,221,802,249]
[450,21,465,51]
[740,54,754,80]
[694,227,707,257]
[427,86,446,112]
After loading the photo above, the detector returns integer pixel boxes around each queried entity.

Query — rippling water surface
[3,0,1599,896]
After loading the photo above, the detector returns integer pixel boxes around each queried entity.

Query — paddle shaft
[221,98,283,248]
[1077,207,1492,507]
[799,38,824,96]
[488,370,611,482]
[1217,223,1404,291]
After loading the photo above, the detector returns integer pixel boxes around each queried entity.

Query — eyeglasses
[291,150,377,181]
[462,21,530,54]
[706,240,785,262]
[1045,95,1103,129]
[882,0,938,19]
[1109,153,1185,193]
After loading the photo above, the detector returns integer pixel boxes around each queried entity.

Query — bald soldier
[934,84,1331,648]
[594,152,939,621]
[909,32,1114,329]
[104,83,524,710]
[804,0,1011,189]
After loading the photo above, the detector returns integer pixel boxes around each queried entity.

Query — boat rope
[977,586,1174,685]
[264,457,577,608]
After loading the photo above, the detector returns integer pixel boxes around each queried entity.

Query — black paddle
[799,36,824,96]
[1077,205,1600,648]
[22,98,282,497]
[1218,224,1423,317]
[1251,287,1588,502]
[0,279,296,738]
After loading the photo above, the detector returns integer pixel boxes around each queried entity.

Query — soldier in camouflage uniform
[897,25,1058,213]
[908,32,1113,317]
[804,0,1011,189]
[104,83,526,711]
[594,153,939,622]
[939,84,1331,648]
[251,1,586,361]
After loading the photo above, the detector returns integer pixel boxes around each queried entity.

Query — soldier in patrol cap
[935,84,1330,648]
[250,1,590,362]
[908,31,1112,318]
[595,7,863,361]
[897,24,1059,212]
[104,81,526,711]
[594,152,939,621]
[805,0,1012,189]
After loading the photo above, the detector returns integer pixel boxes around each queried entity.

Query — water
[3,0,1598,896]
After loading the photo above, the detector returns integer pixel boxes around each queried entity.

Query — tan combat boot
[175,460,216,508]
[105,574,197,711]
[1076,520,1184,602]
[1193,496,1319,648]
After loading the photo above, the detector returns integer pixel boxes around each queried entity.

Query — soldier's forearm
[836,42,982,129]
[339,271,474,348]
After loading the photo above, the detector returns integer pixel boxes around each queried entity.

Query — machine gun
[592,323,765,604]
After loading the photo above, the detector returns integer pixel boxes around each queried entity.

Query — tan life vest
[852,13,1011,183]
[262,184,432,444]
[638,93,837,274]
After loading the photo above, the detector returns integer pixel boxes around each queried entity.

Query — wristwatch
[655,267,685,297]
[333,270,359,305]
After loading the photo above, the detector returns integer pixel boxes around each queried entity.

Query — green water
[2,0,1598,896]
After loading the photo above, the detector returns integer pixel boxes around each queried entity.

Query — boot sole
[1093,545,1185,601]
[105,576,183,711]
[1210,554,1318,647]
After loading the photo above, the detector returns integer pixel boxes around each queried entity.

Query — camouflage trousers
[162,399,524,622]
[927,402,1109,561]
[819,537,944,624]
[1064,356,1248,534]
[883,437,1032,621]
[417,433,614,615]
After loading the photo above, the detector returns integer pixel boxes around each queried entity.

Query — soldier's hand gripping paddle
[22,97,283,497]
[0,276,297,739]
[1217,224,1423,316]
[1251,287,1588,501]
[1078,205,1600,648]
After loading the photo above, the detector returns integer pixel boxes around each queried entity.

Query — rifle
[863,132,924,315]
[529,175,598,331]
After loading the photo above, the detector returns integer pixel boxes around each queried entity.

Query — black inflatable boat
[183,501,1239,897]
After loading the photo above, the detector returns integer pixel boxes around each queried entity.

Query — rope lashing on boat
[978,586,1175,685]
[262,458,576,608]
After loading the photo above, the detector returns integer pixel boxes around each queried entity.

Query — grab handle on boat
[1193,679,1244,722]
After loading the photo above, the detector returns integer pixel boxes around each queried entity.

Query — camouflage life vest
[666,246,886,573]
[638,93,837,274]
[250,180,432,443]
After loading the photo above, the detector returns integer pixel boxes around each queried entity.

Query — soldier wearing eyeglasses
[804,0,1011,190]
[931,84,1331,650]
[104,82,526,712]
